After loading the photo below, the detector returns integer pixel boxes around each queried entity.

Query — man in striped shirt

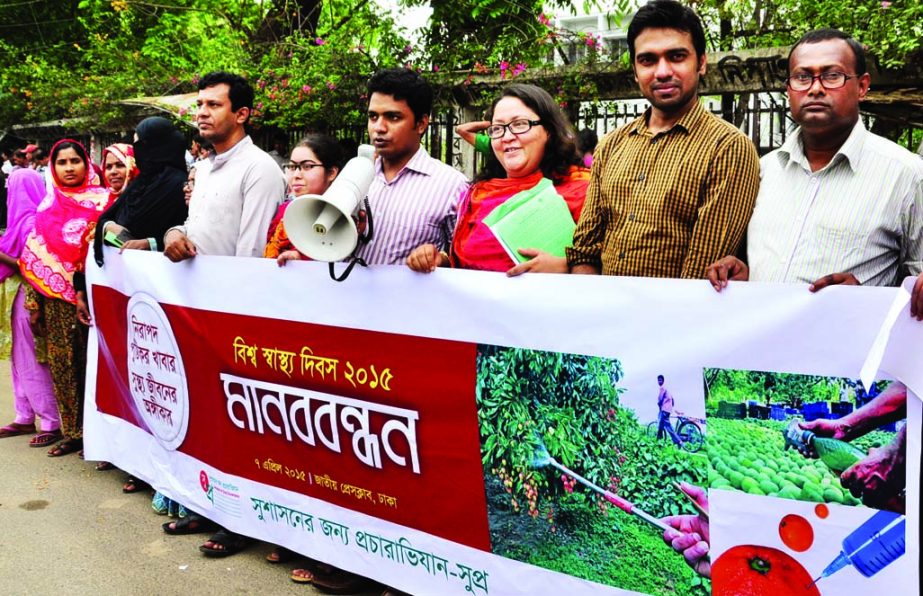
[567,0,760,278]
[354,68,468,265]
[707,29,923,292]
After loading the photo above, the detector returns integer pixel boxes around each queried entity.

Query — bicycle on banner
[647,411,705,453]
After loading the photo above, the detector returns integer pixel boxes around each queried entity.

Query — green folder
[482,178,576,263]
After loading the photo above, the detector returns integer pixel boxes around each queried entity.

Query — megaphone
[284,145,375,262]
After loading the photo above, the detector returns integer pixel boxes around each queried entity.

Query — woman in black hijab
[75,116,189,491]
[92,116,189,263]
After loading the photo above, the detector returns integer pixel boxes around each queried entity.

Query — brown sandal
[30,430,62,448]
[0,422,36,438]
[47,438,82,457]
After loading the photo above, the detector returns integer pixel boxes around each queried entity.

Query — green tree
[690,0,923,67]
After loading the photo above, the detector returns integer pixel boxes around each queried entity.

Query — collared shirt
[748,121,923,286]
[355,146,468,265]
[179,136,286,257]
[567,101,760,278]
[658,386,674,414]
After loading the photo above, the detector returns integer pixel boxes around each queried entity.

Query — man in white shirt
[161,72,283,555]
[706,29,923,292]
[164,71,284,261]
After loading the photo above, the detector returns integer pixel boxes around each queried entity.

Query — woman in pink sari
[19,139,114,457]
[0,168,60,446]
[407,84,589,275]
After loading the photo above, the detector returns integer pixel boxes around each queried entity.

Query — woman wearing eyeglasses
[407,84,589,275]
[263,134,344,265]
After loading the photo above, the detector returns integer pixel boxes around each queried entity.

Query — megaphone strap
[329,256,368,282]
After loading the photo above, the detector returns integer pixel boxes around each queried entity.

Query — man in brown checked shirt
[567,0,760,278]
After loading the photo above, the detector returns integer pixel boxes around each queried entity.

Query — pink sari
[451,167,590,271]
[19,139,112,304]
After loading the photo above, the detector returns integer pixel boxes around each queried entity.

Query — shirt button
[628,214,635,221]
[637,173,646,182]
[619,251,626,259]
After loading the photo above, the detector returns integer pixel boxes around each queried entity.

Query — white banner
[84,249,920,596]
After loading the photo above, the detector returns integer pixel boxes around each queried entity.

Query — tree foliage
[704,368,852,409]
[1,0,633,132]
[477,345,705,536]
[2,1,920,133]
[690,0,923,67]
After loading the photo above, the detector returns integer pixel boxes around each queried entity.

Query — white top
[355,146,468,265]
[175,136,285,257]
[748,120,923,286]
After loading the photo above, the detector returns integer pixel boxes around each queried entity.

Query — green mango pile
[707,418,861,506]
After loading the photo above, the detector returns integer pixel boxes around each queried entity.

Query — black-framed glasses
[787,72,857,91]
[486,119,542,139]
[284,161,325,173]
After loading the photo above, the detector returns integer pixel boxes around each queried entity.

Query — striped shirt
[748,121,923,286]
[567,101,760,278]
[356,146,468,265]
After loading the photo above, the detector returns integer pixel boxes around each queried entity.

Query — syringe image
[811,509,905,587]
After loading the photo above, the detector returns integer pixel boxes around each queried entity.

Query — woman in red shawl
[407,84,590,275]
[19,139,114,457]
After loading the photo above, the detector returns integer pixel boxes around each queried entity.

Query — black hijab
[93,116,189,265]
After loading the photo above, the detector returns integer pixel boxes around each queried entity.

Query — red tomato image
[713,545,820,596]
[779,514,815,552]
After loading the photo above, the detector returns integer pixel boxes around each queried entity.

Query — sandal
[0,422,36,438]
[292,565,379,594]
[122,476,150,494]
[199,529,252,558]
[47,438,82,457]
[162,514,218,535]
[266,546,296,564]
[95,461,115,471]
[29,430,62,448]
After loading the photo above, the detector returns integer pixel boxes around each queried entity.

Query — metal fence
[81,92,923,170]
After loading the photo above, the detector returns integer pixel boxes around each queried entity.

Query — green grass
[487,475,708,595]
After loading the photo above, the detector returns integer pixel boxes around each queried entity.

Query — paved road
[0,362,381,595]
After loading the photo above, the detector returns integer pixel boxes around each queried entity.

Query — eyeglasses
[787,72,857,91]
[485,119,542,139]
[284,161,325,173]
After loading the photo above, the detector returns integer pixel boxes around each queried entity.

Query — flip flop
[95,461,115,471]
[29,430,62,448]
[122,476,150,494]
[162,514,218,535]
[47,438,82,457]
[266,546,296,564]
[289,560,324,584]
[296,566,379,594]
[0,422,36,438]
[199,529,252,558]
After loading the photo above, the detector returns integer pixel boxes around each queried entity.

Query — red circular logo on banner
[199,470,210,492]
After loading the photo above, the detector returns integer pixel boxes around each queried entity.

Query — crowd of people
[1,0,921,592]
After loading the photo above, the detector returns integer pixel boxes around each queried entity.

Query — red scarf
[452,167,590,272]
[19,139,113,303]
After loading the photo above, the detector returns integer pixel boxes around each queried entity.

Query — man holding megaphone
[354,68,468,265]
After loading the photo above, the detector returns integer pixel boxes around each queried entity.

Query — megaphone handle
[359,197,374,242]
